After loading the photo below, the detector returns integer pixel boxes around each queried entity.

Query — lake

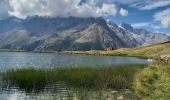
[0,52,148,71]
[0,52,148,100]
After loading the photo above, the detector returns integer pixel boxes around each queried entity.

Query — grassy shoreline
[0,49,29,52]
[134,64,170,99]
[64,42,170,59]
[64,50,149,59]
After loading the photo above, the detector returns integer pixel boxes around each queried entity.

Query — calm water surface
[0,52,148,71]
[0,52,148,100]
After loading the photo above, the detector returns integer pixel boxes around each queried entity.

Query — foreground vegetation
[134,64,170,100]
[2,64,146,92]
[2,63,170,99]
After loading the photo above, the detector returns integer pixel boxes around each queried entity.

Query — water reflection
[0,52,144,99]
[0,78,138,99]
[0,79,137,100]
[0,52,149,71]
[0,89,137,100]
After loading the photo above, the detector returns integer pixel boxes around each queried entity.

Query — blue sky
[81,0,170,34]
[0,0,170,34]
[101,1,170,34]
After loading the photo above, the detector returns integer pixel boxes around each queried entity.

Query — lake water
[0,52,148,100]
[0,52,148,71]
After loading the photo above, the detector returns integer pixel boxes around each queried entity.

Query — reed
[2,64,146,92]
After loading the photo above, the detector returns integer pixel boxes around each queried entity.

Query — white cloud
[7,0,117,19]
[154,8,170,28]
[131,22,151,28]
[0,0,10,20]
[86,0,137,5]
[161,18,170,28]
[131,0,170,10]
[151,24,162,29]
[98,4,117,16]
[119,8,128,17]
[155,30,160,33]
[142,1,170,10]
[88,0,170,10]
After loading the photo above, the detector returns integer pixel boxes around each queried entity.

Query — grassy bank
[0,49,28,52]
[64,42,170,59]
[2,64,146,92]
[134,64,170,99]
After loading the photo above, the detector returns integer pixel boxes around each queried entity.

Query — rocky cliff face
[120,23,170,45]
[0,16,169,51]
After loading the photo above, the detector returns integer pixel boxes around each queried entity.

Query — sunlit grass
[134,64,170,100]
[64,42,170,58]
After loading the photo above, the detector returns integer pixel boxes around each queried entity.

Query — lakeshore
[0,42,169,99]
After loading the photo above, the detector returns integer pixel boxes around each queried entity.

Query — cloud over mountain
[0,0,169,33]
[0,0,10,20]
[154,8,170,28]
[0,0,117,19]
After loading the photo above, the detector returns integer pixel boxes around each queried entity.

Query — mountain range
[0,16,169,52]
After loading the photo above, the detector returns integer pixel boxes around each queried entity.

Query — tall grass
[2,64,146,92]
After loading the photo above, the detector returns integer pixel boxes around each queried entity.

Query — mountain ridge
[0,16,169,51]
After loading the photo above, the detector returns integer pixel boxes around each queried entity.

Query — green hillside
[65,42,170,59]
[113,41,170,58]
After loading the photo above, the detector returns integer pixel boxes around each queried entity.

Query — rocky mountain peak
[94,17,107,26]
[120,23,133,32]
[0,16,169,51]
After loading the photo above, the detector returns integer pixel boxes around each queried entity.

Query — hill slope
[112,41,170,58]
[65,42,170,59]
